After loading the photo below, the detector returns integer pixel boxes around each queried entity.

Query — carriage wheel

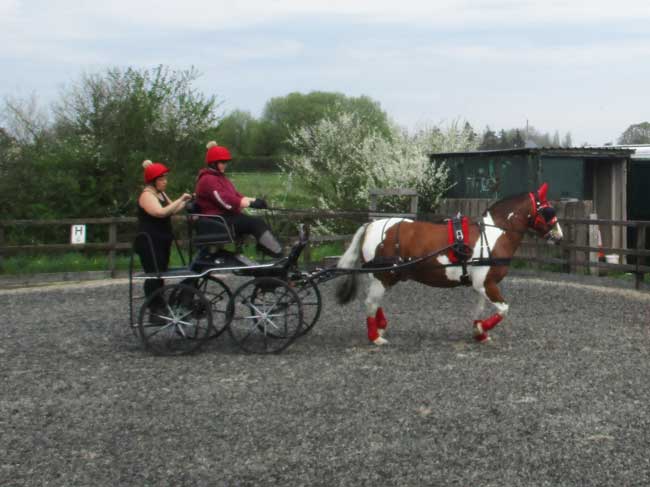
[227,277,303,354]
[290,274,322,336]
[194,276,232,339]
[138,283,213,356]
[129,277,144,339]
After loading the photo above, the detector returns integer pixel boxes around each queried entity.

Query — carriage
[128,183,563,355]
[128,208,326,356]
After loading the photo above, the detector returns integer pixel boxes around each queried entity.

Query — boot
[257,230,284,258]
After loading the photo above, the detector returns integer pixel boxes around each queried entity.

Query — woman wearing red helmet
[136,160,192,308]
[194,141,283,257]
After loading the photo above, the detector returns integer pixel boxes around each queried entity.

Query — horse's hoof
[474,332,491,343]
[372,336,388,346]
[473,319,484,334]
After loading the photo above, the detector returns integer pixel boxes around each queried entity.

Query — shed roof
[606,144,650,160]
[430,147,635,159]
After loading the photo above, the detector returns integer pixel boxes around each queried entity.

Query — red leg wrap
[473,313,503,342]
[375,307,387,330]
[366,316,380,342]
[481,313,503,332]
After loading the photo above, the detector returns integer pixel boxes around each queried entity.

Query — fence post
[588,213,599,276]
[108,221,117,278]
[635,222,646,289]
[0,224,4,272]
[410,194,419,216]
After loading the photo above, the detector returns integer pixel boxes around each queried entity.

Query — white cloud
[0,0,18,17]
[3,0,650,35]
[1,0,649,145]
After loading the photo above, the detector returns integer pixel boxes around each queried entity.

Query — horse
[335,183,563,345]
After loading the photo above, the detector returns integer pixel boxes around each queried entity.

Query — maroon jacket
[195,168,243,216]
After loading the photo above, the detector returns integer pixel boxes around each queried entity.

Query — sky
[1,0,649,145]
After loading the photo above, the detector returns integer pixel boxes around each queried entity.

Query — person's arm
[139,191,191,218]
[209,177,251,211]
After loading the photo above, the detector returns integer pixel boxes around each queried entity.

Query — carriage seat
[184,200,237,245]
[193,216,236,245]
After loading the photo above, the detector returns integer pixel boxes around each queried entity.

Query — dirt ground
[2,273,650,486]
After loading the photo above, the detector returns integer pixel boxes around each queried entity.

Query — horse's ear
[538,182,548,202]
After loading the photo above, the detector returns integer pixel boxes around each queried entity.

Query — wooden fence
[2,202,650,288]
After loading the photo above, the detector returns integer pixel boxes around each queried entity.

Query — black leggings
[135,235,171,308]
[221,213,270,239]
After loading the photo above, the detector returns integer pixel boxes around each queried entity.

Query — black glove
[249,198,268,209]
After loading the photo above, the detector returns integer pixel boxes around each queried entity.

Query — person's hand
[249,198,268,209]
[181,193,192,201]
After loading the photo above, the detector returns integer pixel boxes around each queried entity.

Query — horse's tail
[335,223,368,304]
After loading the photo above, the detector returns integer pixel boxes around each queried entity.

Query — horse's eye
[540,207,555,222]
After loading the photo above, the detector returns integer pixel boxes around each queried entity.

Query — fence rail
[1,205,650,288]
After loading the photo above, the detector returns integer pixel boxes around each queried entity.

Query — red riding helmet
[205,141,232,164]
[142,159,169,183]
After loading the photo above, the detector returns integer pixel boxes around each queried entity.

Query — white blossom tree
[281,113,477,213]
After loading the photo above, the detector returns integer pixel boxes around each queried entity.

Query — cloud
[1,0,649,145]
[4,1,650,36]
[0,0,18,16]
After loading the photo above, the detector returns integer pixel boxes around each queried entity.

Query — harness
[361,215,511,284]
[447,214,472,284]
[357,184,561,282]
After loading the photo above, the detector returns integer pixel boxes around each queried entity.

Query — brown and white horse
[336,183,563,344]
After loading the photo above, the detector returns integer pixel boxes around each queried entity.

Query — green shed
[430,147,634,249]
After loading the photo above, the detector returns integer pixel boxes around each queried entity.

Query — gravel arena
[2,272,650,486]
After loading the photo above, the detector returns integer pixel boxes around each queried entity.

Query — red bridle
[528,190,557,235]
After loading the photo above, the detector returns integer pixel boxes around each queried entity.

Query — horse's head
[527,183,563,243]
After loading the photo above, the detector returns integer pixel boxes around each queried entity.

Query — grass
[228,172,314,209]
[0,240,347,275]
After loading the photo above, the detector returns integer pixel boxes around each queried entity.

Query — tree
[497,129,510,149]
[511,129,525,148]
[552,131,561,147]
[618,122,650,145]
[479,127,499,150]
[259,91,391,155]
[282,115,476,216]
[1,66,220,219]
[214,110,258,156]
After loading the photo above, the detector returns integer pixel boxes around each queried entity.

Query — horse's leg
[365,277,388,345]
[375,306,388,336]
[473,280,509,343]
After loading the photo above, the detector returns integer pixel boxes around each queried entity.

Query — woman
[194,141,283,257]
[136,159,192,309]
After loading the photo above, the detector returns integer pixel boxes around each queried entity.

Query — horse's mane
[484,192,529,216]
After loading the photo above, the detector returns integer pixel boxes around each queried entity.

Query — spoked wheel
[129,277,145,339]
[227,277,303,354]
[194,276,232,339]
[138,283,213,356]
[290,274,322,337]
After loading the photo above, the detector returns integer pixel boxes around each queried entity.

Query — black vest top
[137,192,173,241]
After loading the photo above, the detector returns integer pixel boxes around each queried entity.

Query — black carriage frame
[128,210,322,356]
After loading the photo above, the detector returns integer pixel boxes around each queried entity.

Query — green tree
[1,66,221,219]
[618,122,650,144]
[259,91,391,155]
[497,129,510,149]
[282,115,477,215]
[479,127,499,149]
[214,110,258,156]
[511,129,525,148]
